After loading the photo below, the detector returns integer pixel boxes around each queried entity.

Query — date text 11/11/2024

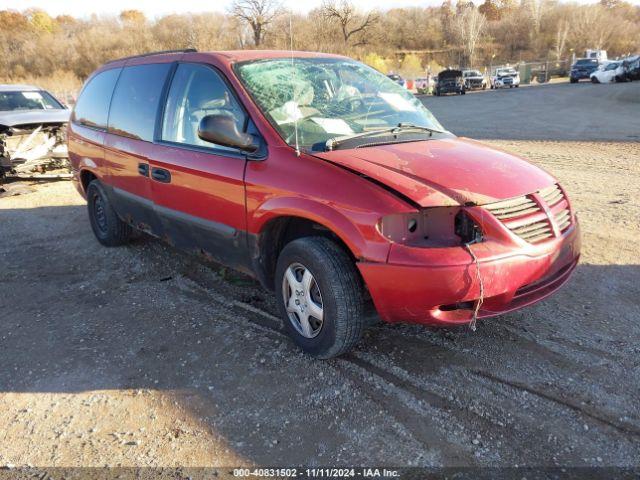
[233,468,400,478]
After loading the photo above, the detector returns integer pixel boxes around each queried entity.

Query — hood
[0,109,70,128]
[312,137,556,207]
[438,70,462,80]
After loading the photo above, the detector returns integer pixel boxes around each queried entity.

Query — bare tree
[454,6,486,67]
[320,0,379,47]
[570,5,616,51]
[553,19,570,61]
[230,0,283,47]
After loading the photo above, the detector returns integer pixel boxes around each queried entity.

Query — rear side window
[108,63,171,142]
[73,68,121,129]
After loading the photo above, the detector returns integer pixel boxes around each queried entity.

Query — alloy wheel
[282,262,324,338]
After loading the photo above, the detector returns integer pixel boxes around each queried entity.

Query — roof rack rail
[104,49,197,65]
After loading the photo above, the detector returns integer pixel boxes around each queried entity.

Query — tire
[591,77,599,83]
[275,237,365,359]
[570,77,577,83]
[515,85,519,88]
[86,180,132,247]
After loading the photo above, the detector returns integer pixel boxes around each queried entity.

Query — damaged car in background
[0,85,70,186]
[435,69,466,95]
[462,69,487,90]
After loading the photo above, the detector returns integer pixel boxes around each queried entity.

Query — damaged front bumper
[0,123,69,180]
[358,214,581,326]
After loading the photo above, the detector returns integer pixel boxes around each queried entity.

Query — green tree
[363,52,388,72]
[400,53,423,78]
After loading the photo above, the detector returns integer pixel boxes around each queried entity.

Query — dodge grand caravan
[68,49,581,358]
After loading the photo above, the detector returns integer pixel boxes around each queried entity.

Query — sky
[0,0,630,18]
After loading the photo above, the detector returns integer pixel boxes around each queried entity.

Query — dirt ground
[0,84,639,471]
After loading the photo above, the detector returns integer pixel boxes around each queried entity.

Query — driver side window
[162,63,247,151]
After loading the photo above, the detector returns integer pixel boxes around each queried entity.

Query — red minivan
[69,49,580,358]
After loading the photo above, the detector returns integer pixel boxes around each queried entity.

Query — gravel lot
[0,83,639,471]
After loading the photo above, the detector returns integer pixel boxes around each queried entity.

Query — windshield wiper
[325,123,445,151]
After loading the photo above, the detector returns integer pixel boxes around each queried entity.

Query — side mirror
[198,114,258,153]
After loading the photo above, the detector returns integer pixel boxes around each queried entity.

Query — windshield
[464,71,481,77]
[605,62,620,70]
[0,90,63,112]
[575,59,597,67]
[236,57,443,149]
[497,69,516,76]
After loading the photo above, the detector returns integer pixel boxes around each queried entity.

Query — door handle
[138,163,149,177]
[151,167,171,183]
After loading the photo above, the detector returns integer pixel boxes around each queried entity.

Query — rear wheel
[86,180,132,247]
[275,237,365,359]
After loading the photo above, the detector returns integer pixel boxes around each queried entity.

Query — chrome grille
[484,195,553,244]
[539,184,564,207]
[541,184,572,233]
[484,183,571,244]
[555,208,571,232]
[483,196,541,220]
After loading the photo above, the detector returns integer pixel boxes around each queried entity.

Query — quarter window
[108,63,171,141]
[73,68,121,129]
[162,63,247,151]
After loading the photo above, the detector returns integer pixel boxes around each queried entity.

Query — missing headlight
[379,207,473,247]
[455,210,483,244]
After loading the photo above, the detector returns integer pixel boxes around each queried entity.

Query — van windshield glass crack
[236,57,444,151]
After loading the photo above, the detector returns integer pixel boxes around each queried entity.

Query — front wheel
[275,237,365,359]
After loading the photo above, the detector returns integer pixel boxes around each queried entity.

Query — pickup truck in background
[570,58,599,83]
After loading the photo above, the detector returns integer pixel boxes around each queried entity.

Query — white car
[491,67,520,88]
[590,61,625,83]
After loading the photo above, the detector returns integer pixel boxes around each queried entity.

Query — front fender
[249,196,390,264]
